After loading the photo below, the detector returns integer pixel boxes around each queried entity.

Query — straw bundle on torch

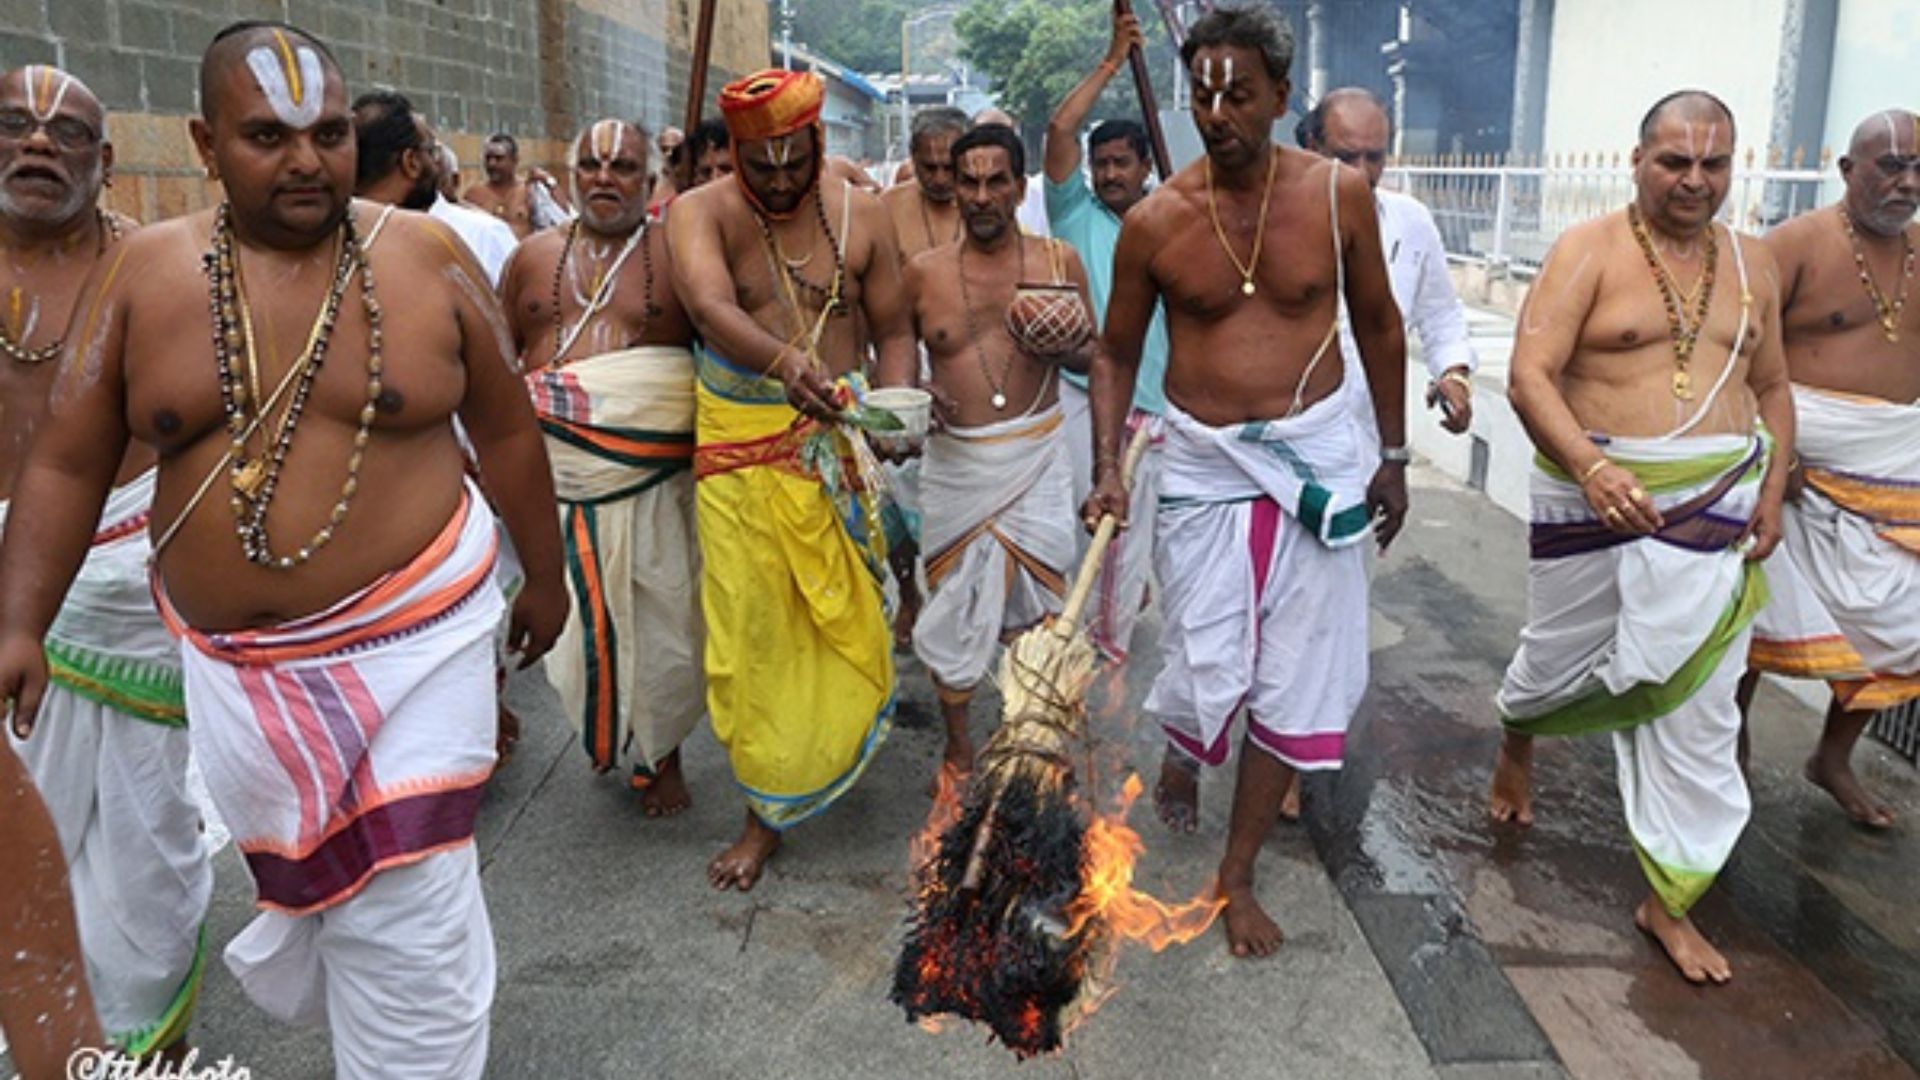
[891,427,1152,1058]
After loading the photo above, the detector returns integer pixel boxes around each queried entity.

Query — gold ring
[1602,506,1622,521]
[1628,487,1646,501]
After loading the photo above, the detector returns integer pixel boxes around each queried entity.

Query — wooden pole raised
[1115,0,1174,180]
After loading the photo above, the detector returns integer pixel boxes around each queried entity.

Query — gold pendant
[1671,369,1694,401]
[232,457,268,499]
[1241,280,1256,296]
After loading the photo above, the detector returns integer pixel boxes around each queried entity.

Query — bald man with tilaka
[1745,108,1920,830]
[1491,91,1794,985]
[500,118,706,818]
[0,22,567,1077]
[0,64,211,1058]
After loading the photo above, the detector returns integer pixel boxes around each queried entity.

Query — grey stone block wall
[0,0,724,143]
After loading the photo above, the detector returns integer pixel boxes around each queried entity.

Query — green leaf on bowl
[840,403,907,433]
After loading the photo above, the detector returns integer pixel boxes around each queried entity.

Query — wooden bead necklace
[1627,203,1717,401]
[205,202,384,570]
[0,207,122,365]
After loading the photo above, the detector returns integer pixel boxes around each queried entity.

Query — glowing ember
[894,768,1221,1059]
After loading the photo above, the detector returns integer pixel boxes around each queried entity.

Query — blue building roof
[783,44,887,103]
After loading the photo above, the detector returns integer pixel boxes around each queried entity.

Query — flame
[1064,774,1225,950]
[908,763,968,874]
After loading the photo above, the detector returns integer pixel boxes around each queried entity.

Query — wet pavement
[1320,466,1920,1080]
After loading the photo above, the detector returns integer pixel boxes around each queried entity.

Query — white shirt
[1017,176,1050,238]
[429,195,520,288]
[1340,187,1478,436]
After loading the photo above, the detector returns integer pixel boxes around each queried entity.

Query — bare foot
[1635,896,1731,984]
[1154,751,1200,834]
[1278,773,1301,823]
[639,749,692,817]
[1488,731,1534,826]
[1219,879,1284,958]
[707,814,781,891]
[1804,755,1895,829]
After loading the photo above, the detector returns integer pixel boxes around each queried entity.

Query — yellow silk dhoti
[693,346,892,828]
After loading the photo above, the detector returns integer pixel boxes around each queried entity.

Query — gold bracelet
[1441,368,1472,390]
[1577,458,1610,485]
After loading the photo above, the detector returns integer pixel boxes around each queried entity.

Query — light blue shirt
[1045,173,1169,415]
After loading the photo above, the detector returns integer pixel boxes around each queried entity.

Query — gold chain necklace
[1839,206,1914,344]
[957,238,1022,410]
[1205,146,1278,297]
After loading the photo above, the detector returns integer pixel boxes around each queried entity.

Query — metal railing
[1381,148,1834,276]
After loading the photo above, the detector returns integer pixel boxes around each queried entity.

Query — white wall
[1819,1,1920,172]
[1540,0,1788,160]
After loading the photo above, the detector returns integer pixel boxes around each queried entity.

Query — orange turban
[718,69,824,141]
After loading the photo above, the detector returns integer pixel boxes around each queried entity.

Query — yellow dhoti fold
[693,346,892,828]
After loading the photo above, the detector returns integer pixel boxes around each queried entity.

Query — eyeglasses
[0,110,99,150]
[1332,148,1386,166]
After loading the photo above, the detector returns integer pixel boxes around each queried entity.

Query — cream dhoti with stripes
[1499,435,1770,917]
[156,483,503,1079]
[911,406,1076,696]
[1147,395,1375,772]
[4,470,211,1054]
[529,345,705,776]
[1750,385,1920,710]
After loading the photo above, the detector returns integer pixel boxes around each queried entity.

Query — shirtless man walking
[0,22,566,1074]
[464,132,567,239]
[1086,8,1408,958]
[1746,108,1920,829]
[879,105,968,647]
[905,124,1094,784]
[1491,91,1792,983]
[501,118,705,816]
[668,69,916,891]
[0,63,210,1058]
[884,106,967,261]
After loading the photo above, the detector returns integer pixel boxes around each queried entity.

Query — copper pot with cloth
[1005,238,1094,360]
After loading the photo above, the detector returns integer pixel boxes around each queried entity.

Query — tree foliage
[779,0,963,75]
[954,0,1174,150]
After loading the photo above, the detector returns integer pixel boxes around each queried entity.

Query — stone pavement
[9,306,1917,1078]
[183,601,1440,1078]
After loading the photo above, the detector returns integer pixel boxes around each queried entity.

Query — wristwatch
[1380,445,1412,463]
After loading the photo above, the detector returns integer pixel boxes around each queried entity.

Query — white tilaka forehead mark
[1199,55,1233,113]
[1881,111,1910,157]
[591,120,621,162]
[244,31,327,130]
[771,134,794,167]
[22,66,73,122]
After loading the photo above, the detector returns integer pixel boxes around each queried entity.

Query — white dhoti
[1059,379,1162,662]
[156,483,504,1079]
[1499,434,1769,916]
[1751,385,1920,710]
[1146,397,1374,772]
[3,470,210,1054]
[530,346,705,775]
[912,407,1075,695]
